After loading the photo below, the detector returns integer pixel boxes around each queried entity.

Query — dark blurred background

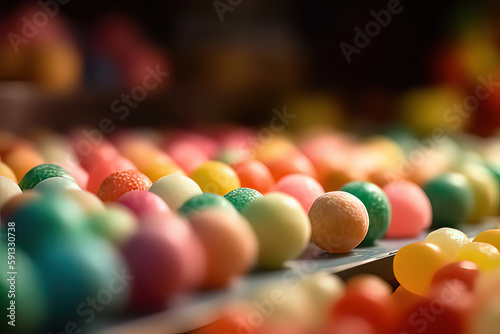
[0,0,499,134]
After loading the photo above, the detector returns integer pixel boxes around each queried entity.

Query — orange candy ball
[232,160,275,194]
[97,170,152,202]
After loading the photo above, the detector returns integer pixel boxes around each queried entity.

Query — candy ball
[149,174,203,211]
[383,181,432,238]
[179,193,235,217]
[97,170,152,202]
[340,181,391,246]
[422,173,474,229]
[33,176,81,194]
[0,161,18,183]
[272,174,325,213]
[19,163,75,190]
[35,236,128,326]
[64,190,105,213]
[332,274,392,331]
[425,228,470,257]
[3,195,86,252]
[461,164,499,223]
[242,192,311,268]
[122,217,206,311]
[117,190,171,218]
[188,209,258,288]
[224,187,263,212]
[431,261,479,291]
[309,191,369,253]
[88,203,138,245]
[0,176,22,208]
[0,246,46,333]
[300,272,345,326]
[189,161,240,196]
[474,229,500,252]
[393,242,451,296]
[456,242,500,272]
[232,160,274,194]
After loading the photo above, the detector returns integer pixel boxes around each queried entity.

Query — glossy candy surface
[190,161,240,196]
[383,181,432,238]
[117,190,171,218]
[272,174,325,213]
[242,192,311,268]
[425,228,470,257]
[393,242,451,296]
[422,173,474,229]
[149,174,203,211]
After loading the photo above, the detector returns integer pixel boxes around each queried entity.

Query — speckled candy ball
[340,181,391,246]
[224,187,263,212]
[309,191,369,253]
[97,170,152,202]
[19,163,75,190]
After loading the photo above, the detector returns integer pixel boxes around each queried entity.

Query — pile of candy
[189,227,500,334]
[0,126,500,332]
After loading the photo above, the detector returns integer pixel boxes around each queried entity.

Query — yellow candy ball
[0,161,18,183]
[460,164,499,223]
[456,242,500,272]
[425,227,470,257]
[393,242,450,296]
[144,163,185,183]
[190,161,240,196]
[474,229,500,252]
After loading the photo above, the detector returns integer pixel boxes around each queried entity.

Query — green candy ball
[178,193,235,217]
[224,188,263,212]
[422,172,474,229]
[2,195,87,252]
[19,164,75,191]
[340,181,391,246]
[0,246,47,333]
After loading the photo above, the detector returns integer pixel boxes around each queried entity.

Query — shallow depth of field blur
[3,1,500,334]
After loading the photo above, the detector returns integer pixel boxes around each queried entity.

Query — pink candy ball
[122,216,206,311]
[271,174,325,212]
[86,157,137,193]
[116,191,171,218]
[382,181,432,238]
